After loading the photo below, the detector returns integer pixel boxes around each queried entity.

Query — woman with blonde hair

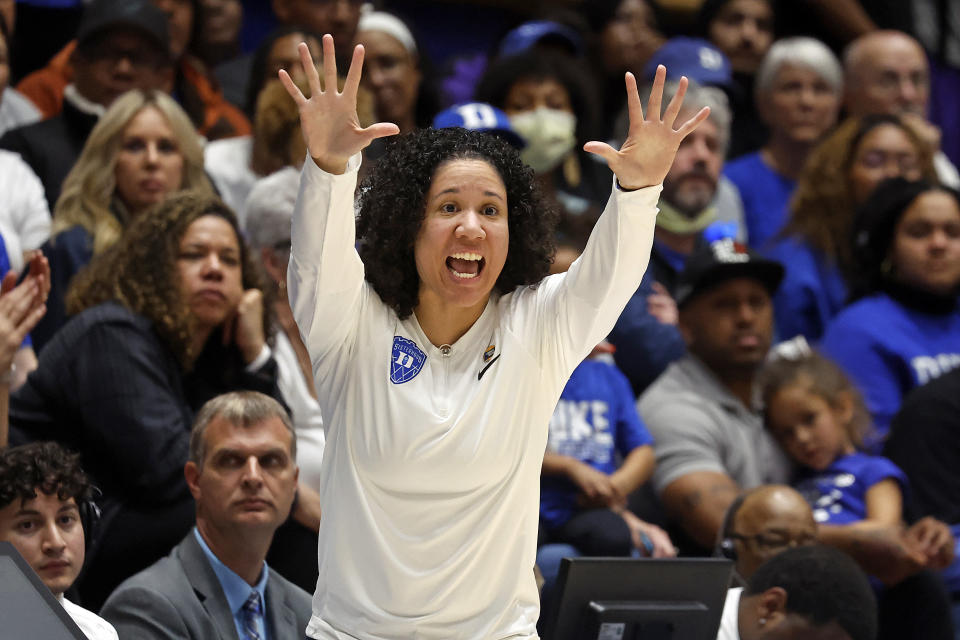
[35,88,213,350]
[765,114,938,341]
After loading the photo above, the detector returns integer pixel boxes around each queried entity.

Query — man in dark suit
[100,391,312,639]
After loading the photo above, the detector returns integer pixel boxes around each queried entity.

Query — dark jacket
[11,301,281,504]
[33,224,94,353]
[0,98,98,209]
[608,270,686,396]
[10,302,283,605]
[101,532,312,640]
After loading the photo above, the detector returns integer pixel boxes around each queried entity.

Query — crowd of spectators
[0,0,958,638]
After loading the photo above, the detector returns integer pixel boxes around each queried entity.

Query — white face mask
[509,107,577,174]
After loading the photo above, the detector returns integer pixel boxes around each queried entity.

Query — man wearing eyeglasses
[843,30,960,190]
[717,485,818,583]
[717,485,956,640]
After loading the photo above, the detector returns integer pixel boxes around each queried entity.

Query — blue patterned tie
[241,591,263,640]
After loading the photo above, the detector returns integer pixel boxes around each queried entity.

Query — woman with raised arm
[281,34,708,639]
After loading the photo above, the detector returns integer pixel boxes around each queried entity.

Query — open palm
[584,66,710,190]
[279,34,399,175]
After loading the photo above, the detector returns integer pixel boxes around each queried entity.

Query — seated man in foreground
[0,441,118,639]
[101,391,312,639]
[717,544,877,640]
[719,485,956,640]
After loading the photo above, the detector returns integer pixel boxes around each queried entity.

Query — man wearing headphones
[716,485,957,640]
[0,441,117,639]
[715,485,818,584]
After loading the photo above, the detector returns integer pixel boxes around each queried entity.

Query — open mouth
[446,252,485,280]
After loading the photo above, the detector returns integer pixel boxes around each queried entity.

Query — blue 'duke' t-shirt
[794,451,908,525]
[540,358,654,529]
[821,292,960,450]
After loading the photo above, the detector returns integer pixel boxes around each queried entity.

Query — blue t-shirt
[540,358,654,529]
[794,452,908,525]
[764,235,847,343]
[723,152,796,249]
[821,293,960,449]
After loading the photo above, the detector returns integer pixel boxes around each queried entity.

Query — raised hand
[223,289,266,365]
[647,281,678,326]
[20,251,50,303]
[278,34,400,175]
[584,66,710,190]
[0,262,48,379]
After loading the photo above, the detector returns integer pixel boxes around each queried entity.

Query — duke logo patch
[483,344,496,363]
[390,336,426,384]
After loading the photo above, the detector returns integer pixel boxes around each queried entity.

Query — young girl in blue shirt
[759,349,959,640]
[759,349,907,530]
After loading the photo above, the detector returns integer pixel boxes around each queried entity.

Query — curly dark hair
[357,127,558,319]
[65,192,272,369]
[0,442,94,511]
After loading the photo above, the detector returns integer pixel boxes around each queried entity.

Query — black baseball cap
[675,238,785,307]
[76,0,170,57]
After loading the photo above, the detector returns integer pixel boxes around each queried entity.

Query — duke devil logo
[390,336,426,384]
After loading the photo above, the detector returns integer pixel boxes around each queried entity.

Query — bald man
[718,485,956,640]
[843,30,960,188]
[717,486,817,581]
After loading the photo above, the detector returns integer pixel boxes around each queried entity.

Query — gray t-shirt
[638,354,790,494]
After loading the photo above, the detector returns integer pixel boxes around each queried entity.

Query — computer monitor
[0,541,88,639]
[544,557,733,640]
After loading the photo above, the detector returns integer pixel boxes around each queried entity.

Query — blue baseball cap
[433,103,526,149]
[497,20,583,58]
[643,37,733,90]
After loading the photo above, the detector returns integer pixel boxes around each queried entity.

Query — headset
[77,486,102,554]
[715,492,749,562]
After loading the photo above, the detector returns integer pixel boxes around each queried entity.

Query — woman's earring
[759,618,767,626]
[881,257,893,276]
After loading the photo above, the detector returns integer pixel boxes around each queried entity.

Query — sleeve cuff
[303,151,363,179]
[244,344,272,372]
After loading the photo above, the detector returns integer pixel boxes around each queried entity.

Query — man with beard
[637,239,791,553]
[607,78,733,394]
[647,80,731,293]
